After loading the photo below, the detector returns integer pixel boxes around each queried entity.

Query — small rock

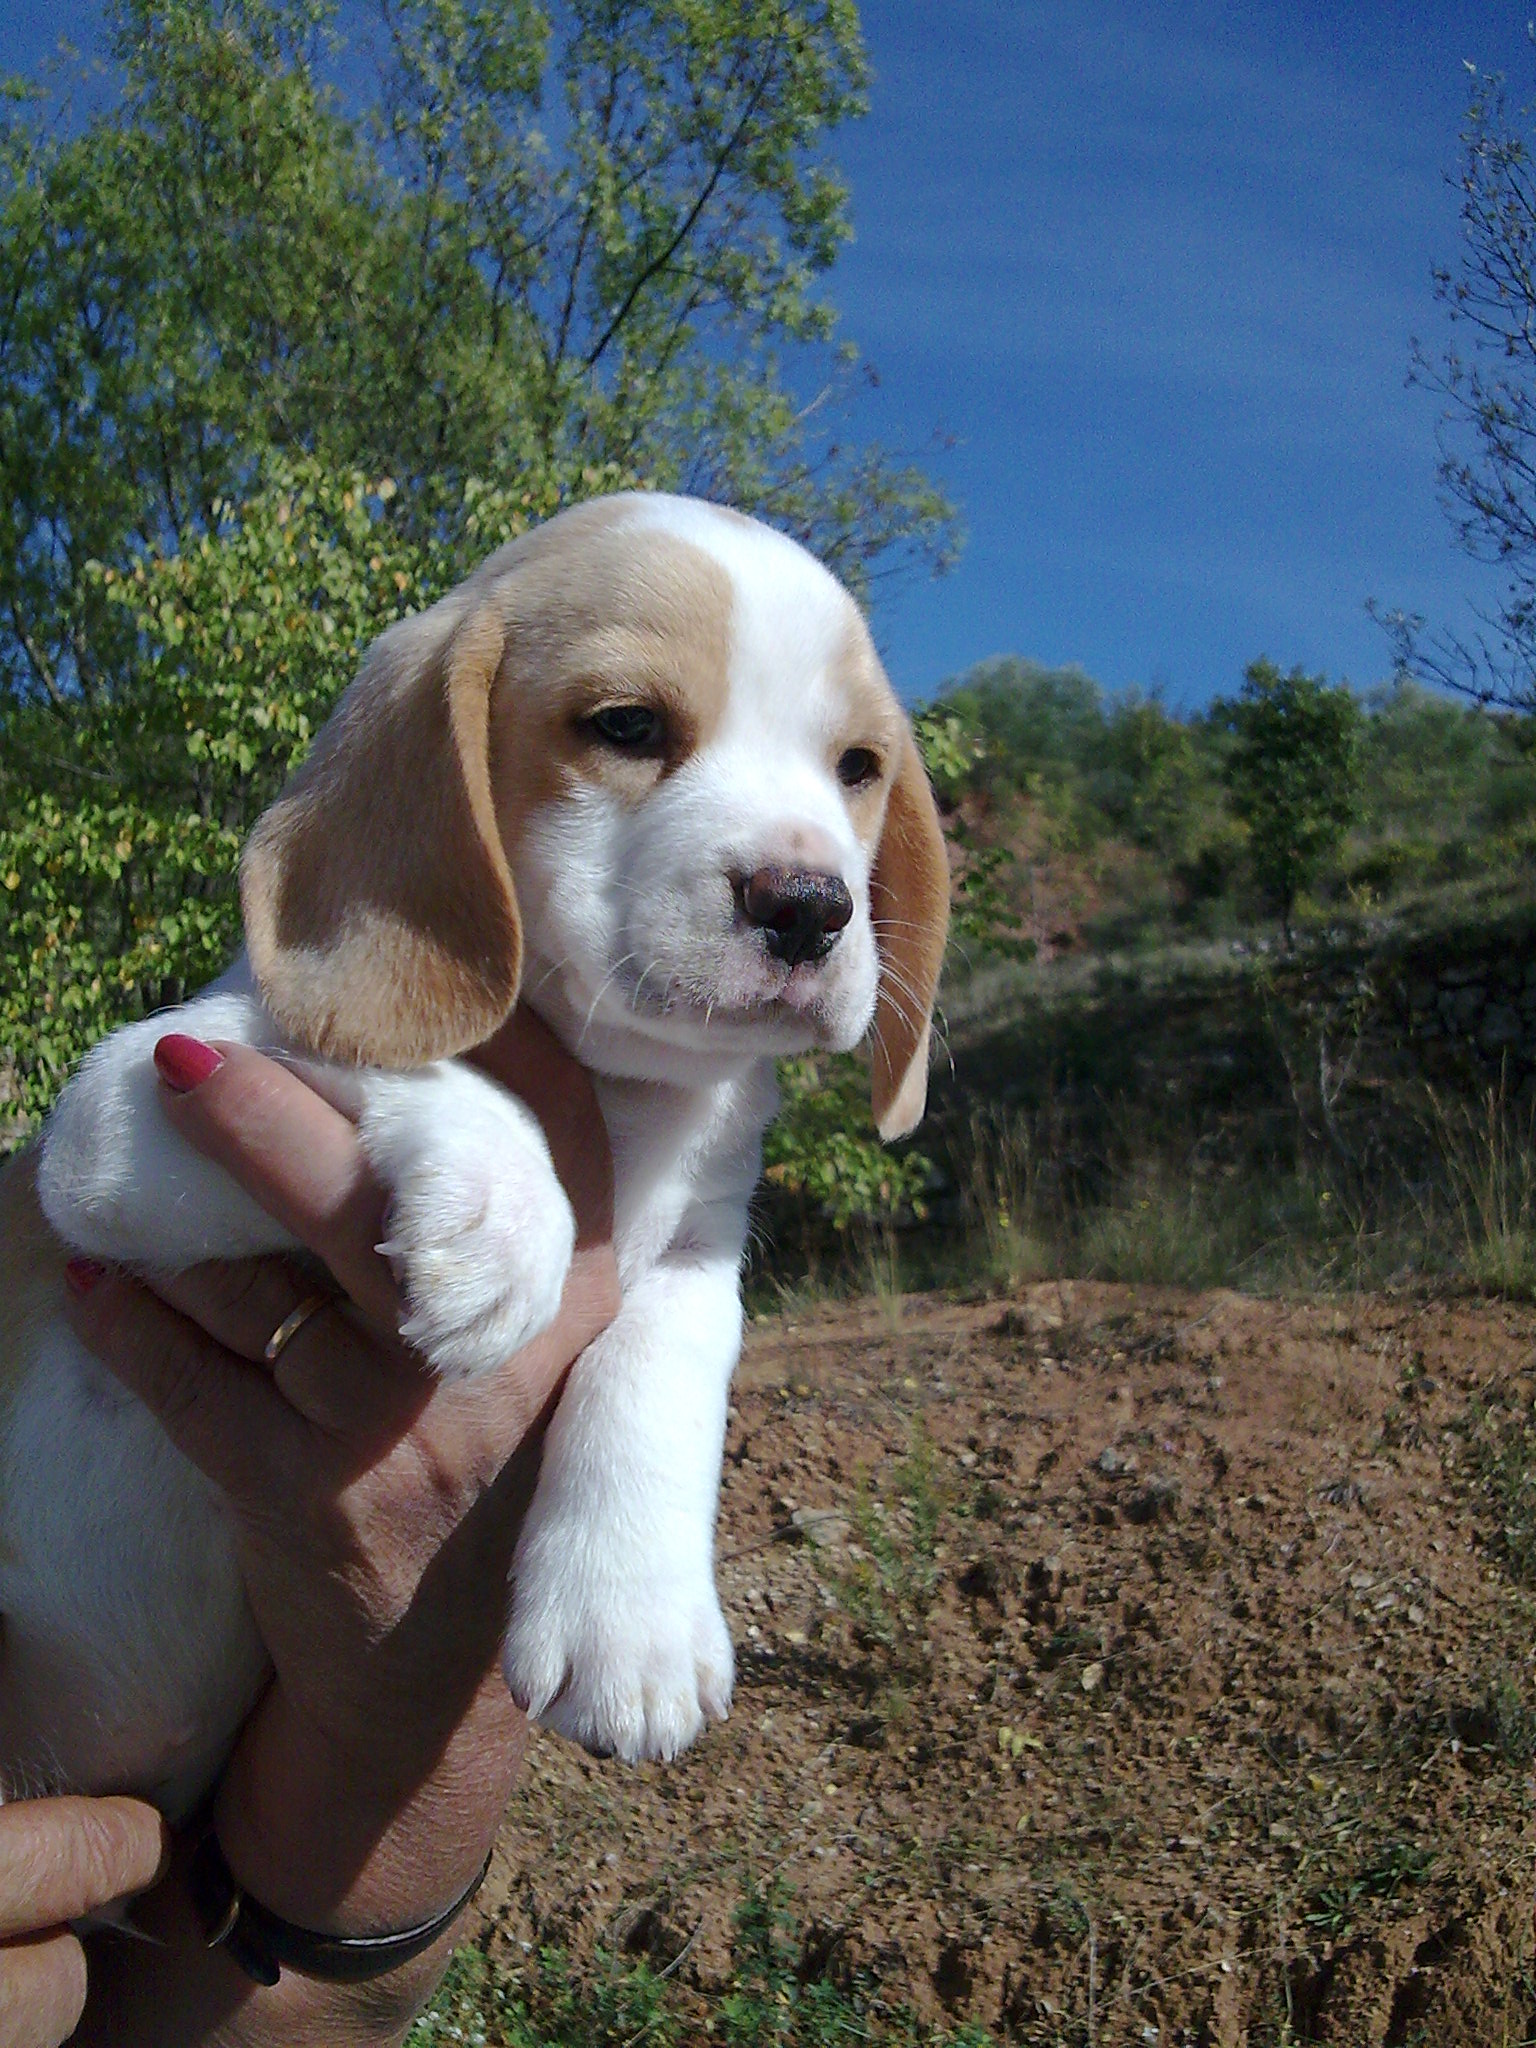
[1447,985,1484,1031]
[1028,1555,1066,1598]
[994,1299,1064,1338]
[791,1506,852,1550]
[1481,1003,1522,1051]
[1081,1662,1105,1694]
[1124,1476,1179,1525]
[1097,1445,1137,1477]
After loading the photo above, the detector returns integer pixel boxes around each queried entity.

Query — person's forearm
[77,1675,523,2048]
[75,1833,460,2048]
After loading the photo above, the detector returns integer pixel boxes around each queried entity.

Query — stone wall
[1314,906,1536,1096]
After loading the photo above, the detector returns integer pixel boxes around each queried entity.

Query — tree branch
[583,33,783,373]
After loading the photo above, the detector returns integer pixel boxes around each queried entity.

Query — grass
[832,1428,946,1652]
[755,908,1536,1309]
[957,1108,1055,1292]
[1301,1839,1435,1943]
[1453,1386,1536,1588]
[1421,1080,1536,1297]
[406,1882,994,2048]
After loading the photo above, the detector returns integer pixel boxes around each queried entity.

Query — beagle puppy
[0,493,948,1816]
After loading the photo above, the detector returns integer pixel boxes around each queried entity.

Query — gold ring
[263,1293,330,1365]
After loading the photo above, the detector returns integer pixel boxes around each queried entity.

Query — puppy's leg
[502,1242,740,1762]
[337,1063,575,1381]
[36,982,299,1269]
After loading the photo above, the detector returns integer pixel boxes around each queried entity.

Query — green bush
[762,1054,931,1236]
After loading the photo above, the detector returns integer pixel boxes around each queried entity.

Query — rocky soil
[474,1284,1536,2046]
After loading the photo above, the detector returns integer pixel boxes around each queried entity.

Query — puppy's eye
[585,704,666,752]
[837,746,881,789]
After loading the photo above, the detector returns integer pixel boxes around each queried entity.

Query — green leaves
[0,455,576,1140]
[763,1052,931,1232]
[1212,659,1363,938]
[0,0,953,711]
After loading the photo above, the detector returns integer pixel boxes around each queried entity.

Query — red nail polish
[65,1258,107,1297]
[153,1034,224,1093]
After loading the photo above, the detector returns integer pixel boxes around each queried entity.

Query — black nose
[739,865,854,967]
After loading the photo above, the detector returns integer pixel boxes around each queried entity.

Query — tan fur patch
[486,523,736,859]
[242,602,521,1067]
[833,620,951,1139]
[827,611,905,841]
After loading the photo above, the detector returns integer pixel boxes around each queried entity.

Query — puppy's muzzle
[737,865,854,968]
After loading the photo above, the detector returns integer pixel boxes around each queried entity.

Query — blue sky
[3,0,1532,706]
[826,1,1536,704]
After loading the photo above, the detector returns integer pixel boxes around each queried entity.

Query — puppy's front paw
[503,1513,733,1763]
[359,1070,575,1380]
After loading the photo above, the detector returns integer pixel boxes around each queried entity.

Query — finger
[61,1267,300,1496]
[469,1009,614,1248]
[0,1930,88,2048]
[0,1798,168,1937]
[146,1261,424,1438]
[147,1257,334,1370]
[153,1040,401,1331]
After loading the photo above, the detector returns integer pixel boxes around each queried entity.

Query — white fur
[352,1064,574,1382]
[4,493,926,1800]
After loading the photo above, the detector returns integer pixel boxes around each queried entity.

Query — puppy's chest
[596,1064,775,1284]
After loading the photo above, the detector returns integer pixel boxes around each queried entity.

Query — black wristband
[188,1829,494,1986]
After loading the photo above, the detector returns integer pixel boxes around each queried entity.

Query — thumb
[0,1797,169,1936]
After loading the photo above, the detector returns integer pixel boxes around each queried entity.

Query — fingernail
[65,1258,108,1298]
[153,1034,224,1093]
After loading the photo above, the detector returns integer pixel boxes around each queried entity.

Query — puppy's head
[242,494,949,1136]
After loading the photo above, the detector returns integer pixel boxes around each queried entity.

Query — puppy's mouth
[618,951,839,1032]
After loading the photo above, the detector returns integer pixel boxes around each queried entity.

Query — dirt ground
[475,1284,1536,2046]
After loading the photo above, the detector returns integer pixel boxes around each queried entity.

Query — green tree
[938,656,1106,793]
[1094,694,1218,866]
[1212,659,1363,941]
[0,0,956,1140]
[0,0,953,709]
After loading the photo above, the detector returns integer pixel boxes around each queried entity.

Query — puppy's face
[242,492,949,1135]
[486,498,904,1065]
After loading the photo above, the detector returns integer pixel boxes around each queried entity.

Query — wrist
[212,1670,524,1937]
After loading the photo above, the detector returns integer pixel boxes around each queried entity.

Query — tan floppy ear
[869,728,951,1140]
[240,600,522,1067]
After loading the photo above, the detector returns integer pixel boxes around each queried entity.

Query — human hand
[61,1007,617,2041]
[0,1795,165,2048]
